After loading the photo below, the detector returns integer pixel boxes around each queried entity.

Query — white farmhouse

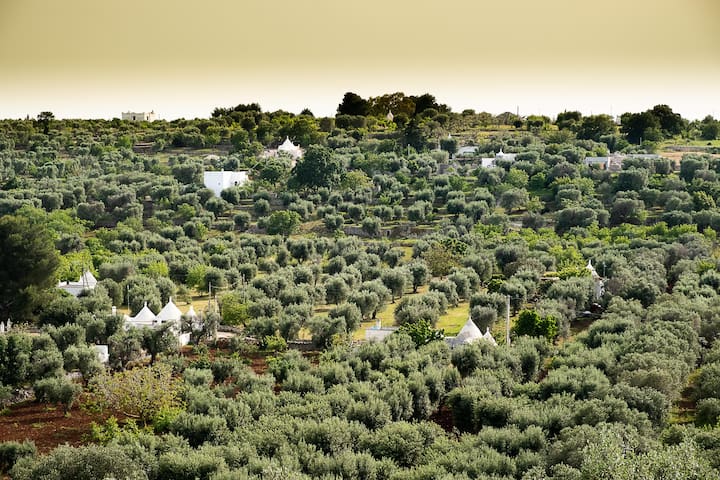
[203,170,249,197]
[495,148,517,162]
[122,111,157,122]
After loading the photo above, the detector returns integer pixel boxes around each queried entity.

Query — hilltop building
[261,137,303,167]
[122,111,157,122]
[583,153,661,172]
[277,136,303,160]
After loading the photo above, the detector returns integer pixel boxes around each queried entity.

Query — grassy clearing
[436,302,469,336]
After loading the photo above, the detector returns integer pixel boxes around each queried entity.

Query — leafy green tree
[219,292,250,326]
[337,92,370,116]
[33,376,81,414]
[290,145,343,190]
[514,309,558,341]
[141,323,178,365]
[10,444,147,480]
[266,210,301,236]
[86,363,182,425]
[324,276,350,305]
[499,188,529,213]
[381,268,407,303]
[576,114,616,141]
[621,111,661,144]
[422,243,460,277]
[36,111,54,135]
[0,441,36,475]
[397,319,444,347]
[700,115,719,140]
[556,110,582,130]
[0,214,60,322]
[407,260,430,293]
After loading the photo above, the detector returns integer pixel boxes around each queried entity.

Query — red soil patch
[0,401,103,453]
[248,354,268,375]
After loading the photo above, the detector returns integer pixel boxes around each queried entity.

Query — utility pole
[506,295,511,346]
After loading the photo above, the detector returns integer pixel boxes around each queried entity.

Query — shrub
[0,441,36,474]
[33,377,82,413]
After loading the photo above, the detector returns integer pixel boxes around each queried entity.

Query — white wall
[203,171,249,197]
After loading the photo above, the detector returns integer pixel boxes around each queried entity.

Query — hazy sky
[1,0,719,120]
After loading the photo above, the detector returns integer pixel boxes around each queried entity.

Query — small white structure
[203,170,249,197]
[124,302,158,329]
[586,260,605,300]
[386,110,394,122]
[450,317,483,347]
[0,321,4,334]
[583,153,662,172]
[277,136,303,160]
[448,317,497,348]
[495,148,517,162]
[94,345,109,364]
[456,146,479,157]
[156,297,183,324]
[122,111,157,122]
[482,326,498,346]
[58,271,97,297]
[124,299,195,346]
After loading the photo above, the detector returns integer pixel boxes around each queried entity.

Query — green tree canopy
[0,214,60,322]
[290,145,343,190]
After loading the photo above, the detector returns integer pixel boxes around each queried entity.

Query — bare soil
[0,401,103,453]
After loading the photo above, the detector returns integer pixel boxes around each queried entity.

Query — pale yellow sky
[1,0,718,119]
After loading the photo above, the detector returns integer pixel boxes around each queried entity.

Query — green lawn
[436,302,469,336]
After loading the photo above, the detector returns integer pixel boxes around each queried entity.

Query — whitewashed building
[203,170,249,197]
[124,298,193,346]
[122,111,157,122]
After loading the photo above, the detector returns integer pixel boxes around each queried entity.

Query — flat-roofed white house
[495,148,517,162]
[456,146,480,157]
[122,111,157,122]
[203,170,249,197]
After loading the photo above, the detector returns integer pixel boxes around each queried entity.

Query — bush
[33,377,81,413]
[169,412,228,447]
[10,444,144,480]
[0,441,36,474]
[696,398,720,427]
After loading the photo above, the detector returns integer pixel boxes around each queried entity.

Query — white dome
[156,298,183,323]
[453,317,483,346]
[132,302,157,324]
